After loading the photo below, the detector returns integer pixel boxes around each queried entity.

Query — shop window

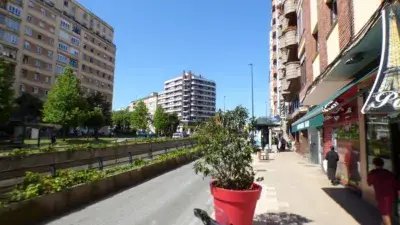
[365,115,392,172]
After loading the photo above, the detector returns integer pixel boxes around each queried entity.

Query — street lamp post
[249,63,254,148]
[224,96,226,112]
[249,63,254,119]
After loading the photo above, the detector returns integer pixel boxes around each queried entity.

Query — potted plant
[194,106,262,225]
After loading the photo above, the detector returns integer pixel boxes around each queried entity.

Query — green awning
[291,67,378,132]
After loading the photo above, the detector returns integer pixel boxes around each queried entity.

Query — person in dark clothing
[325,146,339,185]
[367,157,400,225]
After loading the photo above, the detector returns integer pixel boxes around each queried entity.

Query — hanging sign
[362,3,400,114]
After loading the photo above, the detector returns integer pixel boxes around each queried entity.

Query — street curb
[0,152,200,225]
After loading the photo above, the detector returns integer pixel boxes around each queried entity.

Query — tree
[42,67,87,139]
[111,109,131,133]
[85,92,111,125]
[153,105,167,136]
[0,60,15,124]
[84,108,105,139]
[164,113,180,137]
[193,106,255,190]
[130,101,149,131]
[13,93,43,122]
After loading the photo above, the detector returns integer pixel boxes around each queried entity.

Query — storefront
[360,2,400,222]
[323,92,361,191]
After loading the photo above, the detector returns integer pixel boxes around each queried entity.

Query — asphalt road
[43,162,213,225]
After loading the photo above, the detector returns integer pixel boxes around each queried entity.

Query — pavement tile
[252,150,382,225]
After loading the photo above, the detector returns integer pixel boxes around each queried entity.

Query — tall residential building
[1,0,116,105]
[269,0,301,139]
[129,92,158,116]
[158,70,216,124]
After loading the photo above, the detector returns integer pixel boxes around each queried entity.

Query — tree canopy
[84,107,106,130]
[42,67,87,130]
[85,92,111,125]
[111,108,131,132]
[153,105,167,135]
[130,101,149,131]
[13,92,43,122]
[0,60,15,124]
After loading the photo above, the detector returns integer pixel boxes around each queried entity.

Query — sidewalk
[252,151,382,225]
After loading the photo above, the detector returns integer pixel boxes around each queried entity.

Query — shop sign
[324,106,353,121]
[296,120,310,130]
[362,4,400,114]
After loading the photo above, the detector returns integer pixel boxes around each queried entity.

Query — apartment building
[158,71,216,124]
[129,92,158,116]
[0,0,116,105]
[269,0,279,117]
[284,0,398,216]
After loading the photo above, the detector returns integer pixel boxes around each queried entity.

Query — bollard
[98,157,104,170]
[128,152,133,164]
[50,164,56,177]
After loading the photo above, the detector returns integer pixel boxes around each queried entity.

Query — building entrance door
[309,127,320,164]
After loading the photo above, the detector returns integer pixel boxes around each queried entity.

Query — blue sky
[79,0,272,117]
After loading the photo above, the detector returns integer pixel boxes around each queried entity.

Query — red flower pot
[210,181,262,225]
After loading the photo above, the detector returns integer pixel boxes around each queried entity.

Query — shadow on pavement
[253,212,312,225]
[321,187,382,225]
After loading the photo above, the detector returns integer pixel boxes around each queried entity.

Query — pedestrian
[325,146,339,185]
[367,157,399,225]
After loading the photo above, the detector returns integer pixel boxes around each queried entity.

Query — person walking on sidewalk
[325,146,339,185]
[367,157,400,225]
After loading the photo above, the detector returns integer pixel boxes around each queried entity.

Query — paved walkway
[252,151,382,225]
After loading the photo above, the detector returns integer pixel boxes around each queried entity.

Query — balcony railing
[284,28,297,47]
[282,79,290,91]
[279,36,286,49]
[279,49,288,64]
[284,0,297,17]
[286,61,300,80]
[279,14,287,30]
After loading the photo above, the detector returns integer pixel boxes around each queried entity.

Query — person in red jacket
[367,157,399,225]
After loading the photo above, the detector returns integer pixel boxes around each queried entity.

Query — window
[57,54,67,63]
[82,64,86,70]
[71,36,80,46]
[64,0,68,7]
[328,0,338,24]
[45,76,49,83]
[35,60,41,68]
[297,9,304,40]
[8,4,21,17]
[83,13,87,19]
[37,46,42,54]
[46,63,52,71]
[50,28,54,33]
[27,15,32,22]
[25,26,32,36]
[60,19,70,30]
[69,58,78,68]
[3,32,19,45]
[33,87,38,93]
[5,18,20,31]
[45,90,48,95]
[56,65,64,74]
[300,57,307,89]
[37,34,42,40]
[72,25,81,35]
[59,30,69,40]
[49,38,54,45]
[48,51,53,57]
[34,73,39,80]
[41,8,46,16]
[313,29,319,52]
[70,47,79,56]
[20,84,25,91]
[24,41,30,50]
[39,22,44,28]
[28,0,34,7]
[89,57,93,63]
[58,42,68,51]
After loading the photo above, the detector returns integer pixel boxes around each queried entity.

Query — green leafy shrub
[193,106,255,190]
[8,148,31,158]
[3,147,197,206]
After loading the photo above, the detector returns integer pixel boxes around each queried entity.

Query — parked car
[172,132,184,138]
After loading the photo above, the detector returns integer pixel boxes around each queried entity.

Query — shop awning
[291,67,379,132]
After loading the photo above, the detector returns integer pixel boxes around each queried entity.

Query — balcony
[279,49,288,64]
[278,66,285,80]
[0,44,17,63]
[273,80,277,89]
[283,27,297,48]
[282,79,290,91]
[279,36,286,49]
[286,61,300,80]
[283,0,296,17]
[279,14,287,30]
[271,52,276,61]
